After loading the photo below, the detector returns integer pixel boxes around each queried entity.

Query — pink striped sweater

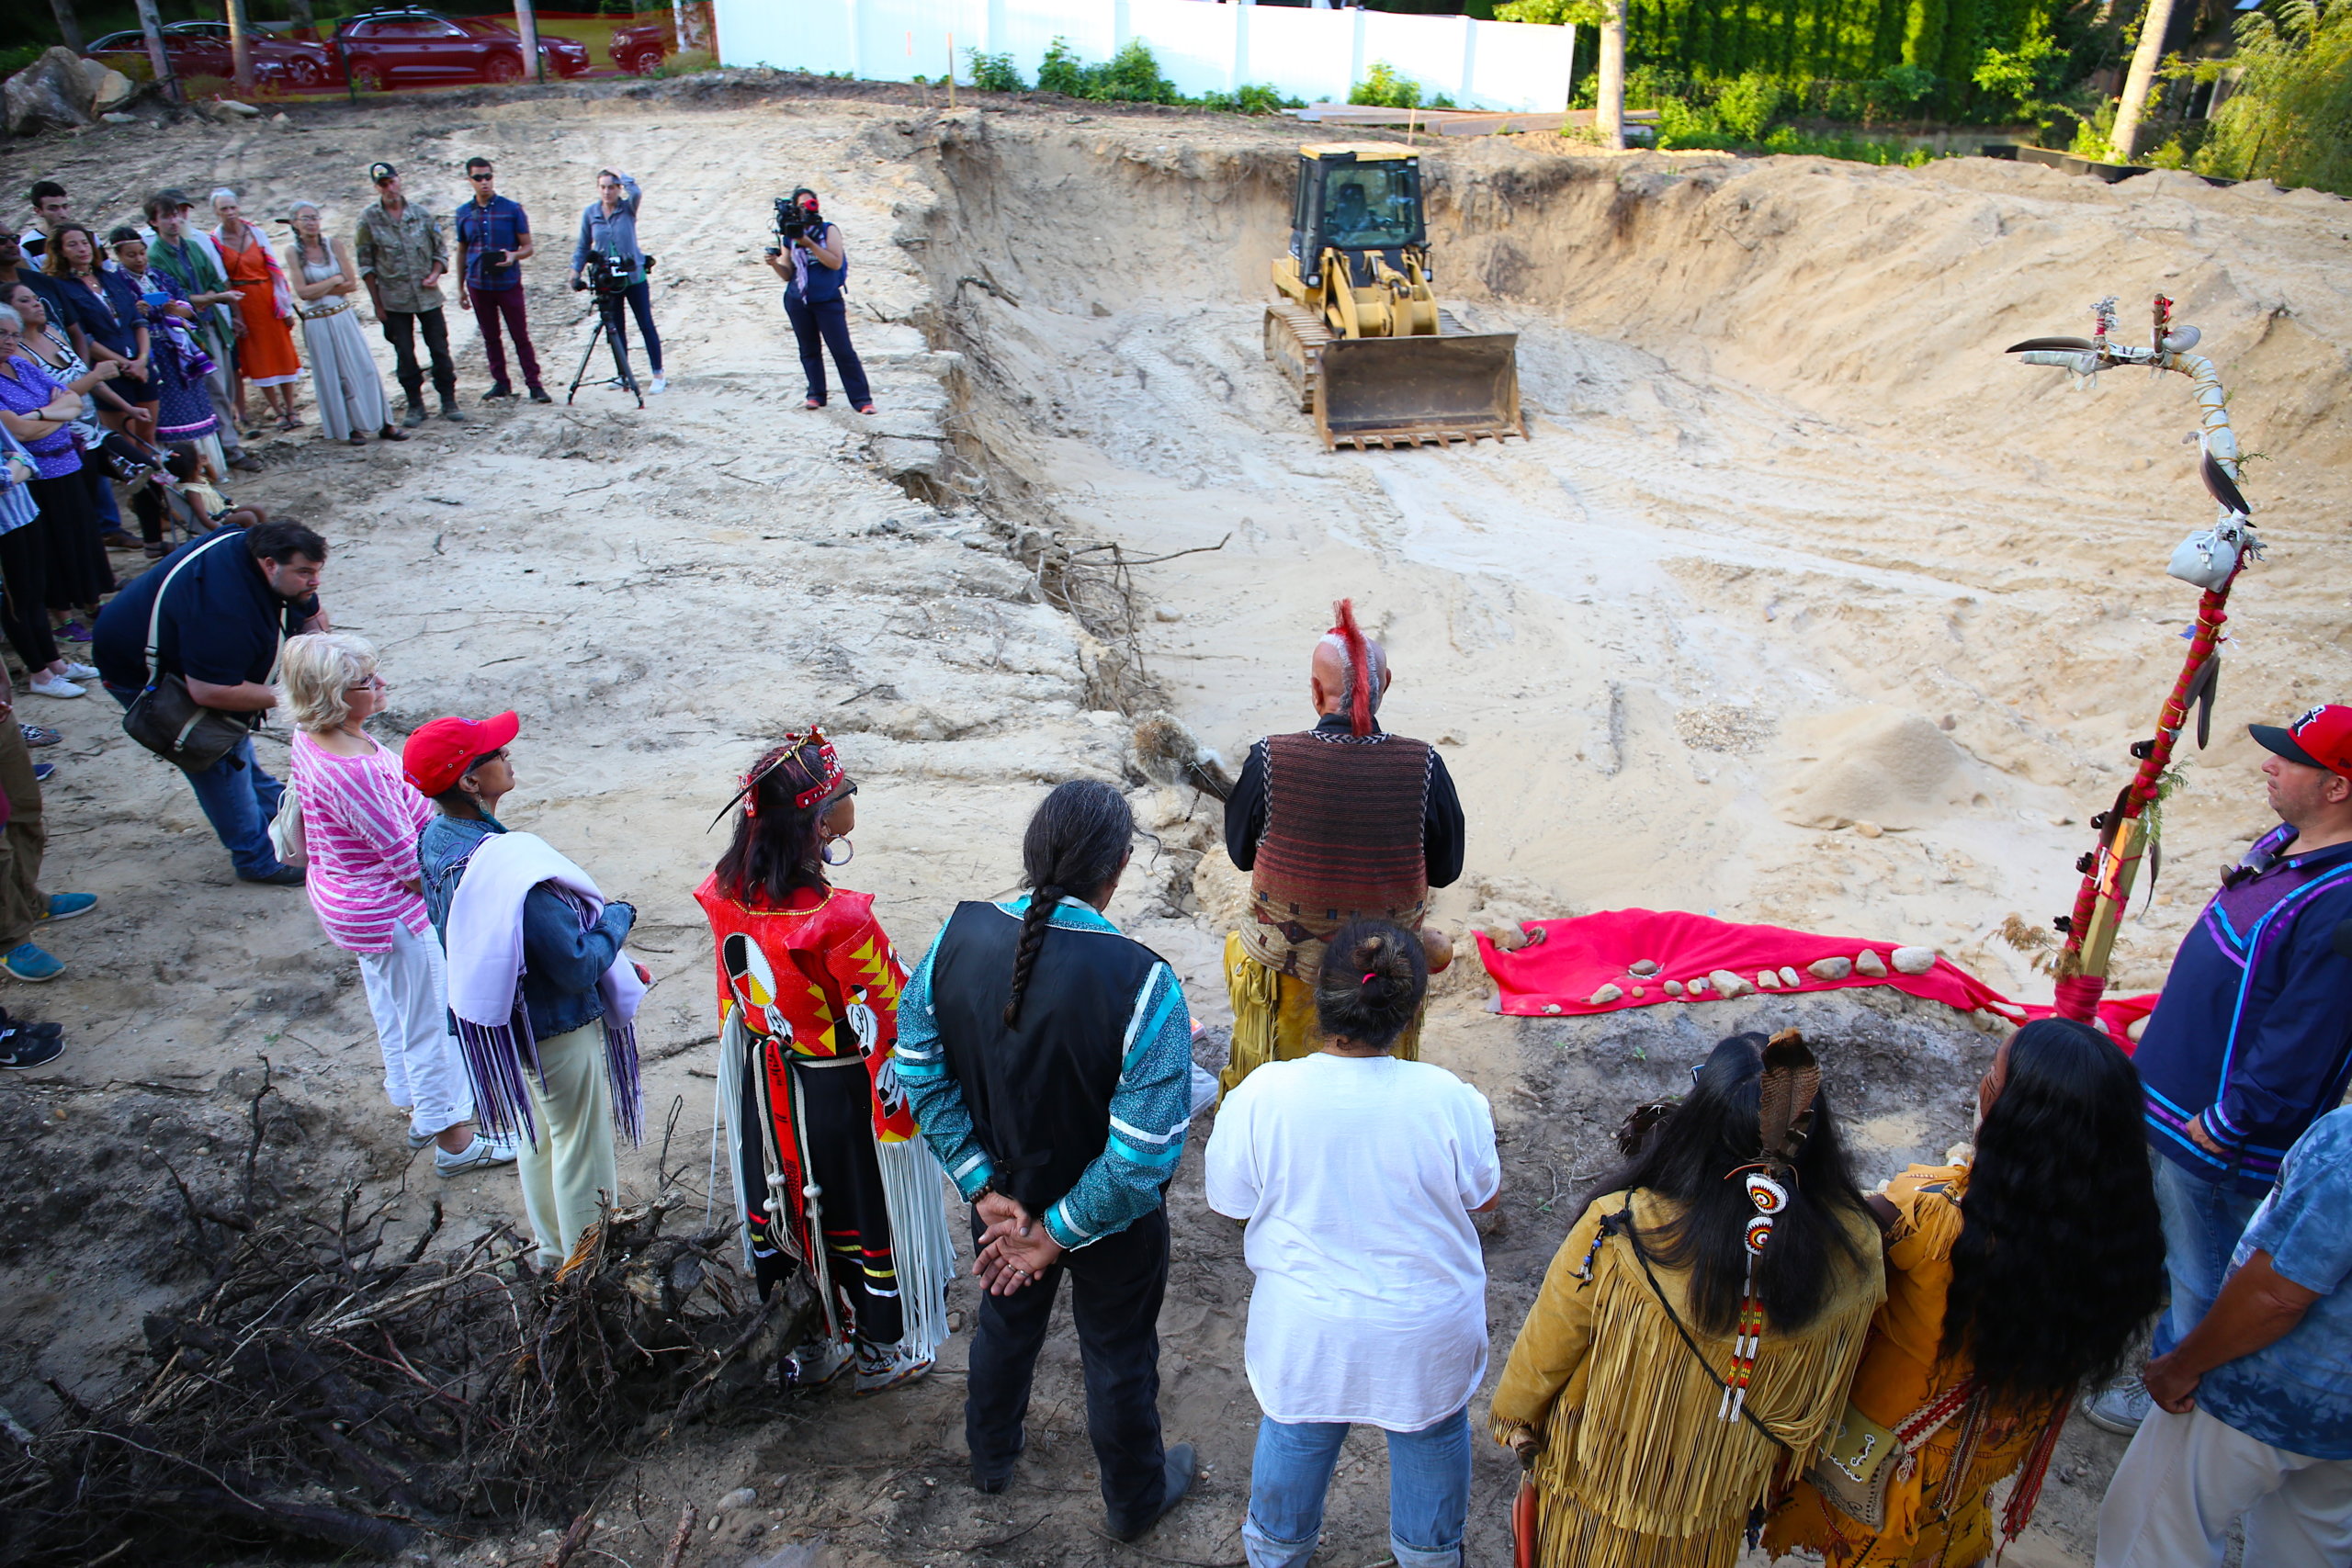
[288,730,432,954]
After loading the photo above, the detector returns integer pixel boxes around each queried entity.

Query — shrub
[1351,60,1424,107]
[2192,0,2352,195]
[1713,70,1792,140]
[1037,36,1182,103]
[1036,37,1091,96]
[965,48,1023,94]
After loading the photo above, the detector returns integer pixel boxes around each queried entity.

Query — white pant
[2097,1404,2352,1568]
[356,922,472,1139]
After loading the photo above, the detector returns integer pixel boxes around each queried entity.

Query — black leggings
[0,516,56,671]
[783,288,868,408]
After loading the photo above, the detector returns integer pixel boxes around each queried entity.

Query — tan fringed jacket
[1490,1188,1884,1568]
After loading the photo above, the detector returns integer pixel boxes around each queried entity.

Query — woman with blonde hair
[280,632,510,1173]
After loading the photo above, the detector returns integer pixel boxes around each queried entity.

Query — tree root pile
[0,1086,813,1566]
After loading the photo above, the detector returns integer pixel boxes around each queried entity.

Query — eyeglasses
[345,673,386,693]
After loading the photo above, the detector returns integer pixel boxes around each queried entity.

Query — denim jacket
[417,813,635,1041]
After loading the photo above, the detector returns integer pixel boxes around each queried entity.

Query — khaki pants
[516,1021,619,1271]
[1220,931,1421,1096]
[0,717,47,952]
[2097,1404,2352,1568]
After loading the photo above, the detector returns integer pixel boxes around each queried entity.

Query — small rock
[1756,969,1781,989]
[1778,965,1801,988]
[1436,729,1466,746]
[1542,1002,1562,1015]
[101,111,137,123]
[1152,604,1182,622]
[1892,945,1937,976]
[1853,820,1883,839]
[1855,950,1889,977]
[1687,976,1711,994]
[716,1487,757,1512]
[217,97,262,118]
[1708,969,1752,999]
[1664,979,1684,996]
[1808,956,1853,981]
[1589,983,1624,1006]
[1629,959,1660,976]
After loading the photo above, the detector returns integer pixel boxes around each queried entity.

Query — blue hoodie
[2135,824,2352,1198]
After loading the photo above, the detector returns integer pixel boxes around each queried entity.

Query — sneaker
[1108,1442,1197,1542]
[526,385,552,404]
[228,453,264,473]
[0,1022,62,1069]
[31,762,53,784]
[852,1342,934,1396]
[407,1128,436,1150]
[55,661,97,682]
[1,942,63,982]
[238,863,306,886]
[483,381,514,402]
[53,623,90,644]
[26,673,82,700]
[435,1133,519,1176]
[779,1337,854,1390]
[649,375,666,395]
[2086,1372,2153,1435]
[18,725,59,748]
[855,401,876,414]
[40,894,96,923]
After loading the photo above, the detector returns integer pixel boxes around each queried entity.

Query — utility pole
[2109,0,2178,161]
[224,0,255,96]
[514,0,543,82]
[48,0,84,53]
[134,0,180,101]
[1595,0,1626,150]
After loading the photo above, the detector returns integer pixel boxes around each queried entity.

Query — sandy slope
[0,75,2345,1565]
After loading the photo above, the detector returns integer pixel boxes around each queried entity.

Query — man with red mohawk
[1218,601,1465,1091]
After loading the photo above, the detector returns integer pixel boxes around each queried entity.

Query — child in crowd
[163,446,265,535]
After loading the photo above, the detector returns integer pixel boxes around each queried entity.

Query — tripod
[567,284,643,408]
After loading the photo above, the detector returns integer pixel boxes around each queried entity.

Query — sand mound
[1773,705,1973,829]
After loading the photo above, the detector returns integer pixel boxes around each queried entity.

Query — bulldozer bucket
[1314,333,1525,449]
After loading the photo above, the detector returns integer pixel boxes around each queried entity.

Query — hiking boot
[2086,1371,2153,1435]
[1108,1443,1197,1542]
[778,1337,854,1391]
[401,398,427,428]
[439,391,467,423]
[852,1341,933,1396]
[526,384,552,404]
[483,380,514,402]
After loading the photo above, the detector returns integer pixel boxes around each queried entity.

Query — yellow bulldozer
[1264,143,1525,450]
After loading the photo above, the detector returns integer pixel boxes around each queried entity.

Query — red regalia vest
[1242,728,1433,977]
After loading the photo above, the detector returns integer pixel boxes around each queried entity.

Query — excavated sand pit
[3,73,2346,1564]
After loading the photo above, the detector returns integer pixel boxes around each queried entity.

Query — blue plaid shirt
[896,896,1194,1250]
[0,425,36,535]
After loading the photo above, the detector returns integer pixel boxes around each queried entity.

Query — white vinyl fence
[712,0,1577,113]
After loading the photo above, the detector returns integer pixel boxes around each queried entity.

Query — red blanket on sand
[1474,908,2157,1047]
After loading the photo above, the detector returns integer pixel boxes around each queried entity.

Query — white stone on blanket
[1855,950,1889,977]
[1893,946,1937,975]
[1779,966,1802,988]
[1808,956,1854,980]
[1709,969,1752,998]
[1589,983,1624,1006]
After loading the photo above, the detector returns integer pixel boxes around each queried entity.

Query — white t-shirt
[1204,1052,1499,1432]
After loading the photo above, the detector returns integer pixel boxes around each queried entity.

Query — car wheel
[628,49,664,76]
[287,58,321,87]
[352,62,386,93]
[484,52,524,84]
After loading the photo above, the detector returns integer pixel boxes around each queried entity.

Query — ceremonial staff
[2007,295,2261,1023]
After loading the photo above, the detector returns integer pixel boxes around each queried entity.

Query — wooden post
[948,30,956,106]
[514,0,543,83]
[134,0,179,102]
[225,0,255,95]
[48,0,84,53]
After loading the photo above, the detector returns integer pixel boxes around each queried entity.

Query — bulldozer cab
[1291,145,1426,286]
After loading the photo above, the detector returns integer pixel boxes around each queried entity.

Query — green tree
[2194,0,2352,192]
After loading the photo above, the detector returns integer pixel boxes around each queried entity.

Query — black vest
[928,899,1166,1214]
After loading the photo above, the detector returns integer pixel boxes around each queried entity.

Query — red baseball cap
[2251,705,2352,781]
[402,712,520,796]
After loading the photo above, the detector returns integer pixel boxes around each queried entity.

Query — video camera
[571,249,653,296]
[766,195,823,256]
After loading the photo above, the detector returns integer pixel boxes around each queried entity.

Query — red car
[334,9,591,92]
[85,21,340,88]
[609,17,677,76]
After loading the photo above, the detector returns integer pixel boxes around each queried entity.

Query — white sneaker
[435,1133,519,1176]
[56,660,98,681]
[2085,1371,2153,1435]
[649,375,666,395]
[27,672,83,700]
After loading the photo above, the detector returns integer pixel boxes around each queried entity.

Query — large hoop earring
[820,836,854,867]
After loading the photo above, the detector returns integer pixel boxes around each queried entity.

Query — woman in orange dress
[208,187,303,432]
[1764,1018,2165,1566]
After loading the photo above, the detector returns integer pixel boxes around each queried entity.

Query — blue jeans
[614,279,662,375]
[782,288,870,408]
[2152,1148,2265,1356]
[1243,1406,1470,1568]
[107,683,282,879]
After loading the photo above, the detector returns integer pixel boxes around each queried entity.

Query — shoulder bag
[121,530,266,773]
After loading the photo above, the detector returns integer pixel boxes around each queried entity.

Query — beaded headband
[708,728,844,828]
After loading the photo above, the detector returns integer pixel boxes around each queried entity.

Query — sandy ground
[2,72,2346,1565]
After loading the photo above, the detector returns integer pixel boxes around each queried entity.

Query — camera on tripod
[572,248,645,296]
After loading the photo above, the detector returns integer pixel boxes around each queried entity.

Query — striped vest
[1243,729,1433,977]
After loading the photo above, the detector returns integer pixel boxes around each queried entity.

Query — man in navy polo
[2088,703,2352,1433]
[453,157,547,404]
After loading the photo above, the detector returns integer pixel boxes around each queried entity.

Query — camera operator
[761,188,873,415]
[571,168,662,396]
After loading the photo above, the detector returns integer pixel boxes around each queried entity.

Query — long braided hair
[1002,780,1134,1027]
